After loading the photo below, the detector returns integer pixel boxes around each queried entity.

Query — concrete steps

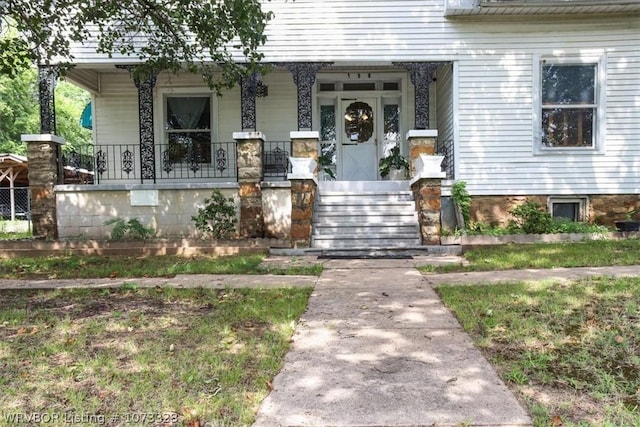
[312,181,421,249]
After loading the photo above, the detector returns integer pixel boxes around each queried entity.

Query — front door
[340,99,378,181]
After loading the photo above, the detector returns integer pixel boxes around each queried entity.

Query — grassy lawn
[420,239,640,273]
[0,253,323,279]
[0,285,312,426]
[437,276,640,426]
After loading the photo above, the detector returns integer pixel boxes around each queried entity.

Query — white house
[41,0,640,244]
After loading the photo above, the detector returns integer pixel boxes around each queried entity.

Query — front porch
[28,62,456,247]
[28,130,451,248]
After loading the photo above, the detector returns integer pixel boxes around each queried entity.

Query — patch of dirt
[518,384,605,424]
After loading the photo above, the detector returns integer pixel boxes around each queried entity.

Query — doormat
[318,254,413,260]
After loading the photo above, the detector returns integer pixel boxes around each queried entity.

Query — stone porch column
[289,131,319,248]
[234,131,265,237]
[410,153,446,245]
[21,134,65,239]
[291,131,319,162]
[407,129,438,178]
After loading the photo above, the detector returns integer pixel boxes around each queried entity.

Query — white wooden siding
[454,31,640,195]
[95,73,139,147]
[82,1,640,196]
[436,63,455,144]
[256,72,299,141]
[96,71,298,145]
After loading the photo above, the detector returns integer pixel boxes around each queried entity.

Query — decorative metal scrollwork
[277,62,332,131]
[162,149,173,173]
[188,145,200,173]
[216,147,227,172]
[38,66,58,134]
[394,62,440,130]
[272,147,286,165]
[96,150,107,175]
[122,149,134,175]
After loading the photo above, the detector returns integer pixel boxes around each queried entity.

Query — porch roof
[0,153,29,187]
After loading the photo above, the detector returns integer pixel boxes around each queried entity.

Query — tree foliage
[54,80,92,151]
[0,69,38,153]
[1,0,274,92]
[0,70,92,153]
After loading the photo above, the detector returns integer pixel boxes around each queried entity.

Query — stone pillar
[291,131,319,163]
[234,132,265,237]
[290,180,316,248]
[288,131,319,247]
[288,157,318,248]
[21,134,66,239]
[410,153,446,245]
[412,179,442,245]
[407,130,438,178]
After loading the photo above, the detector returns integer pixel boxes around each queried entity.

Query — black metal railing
[158,141,237,180]
[63,142,238,183]
[63,149,94,172]
[62,147,96,184]
[262,140,292,181]
[437,139,455,180]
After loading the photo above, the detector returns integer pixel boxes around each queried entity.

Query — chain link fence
[0,187,31,233]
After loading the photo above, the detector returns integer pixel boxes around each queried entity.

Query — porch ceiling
[65,68,101,94]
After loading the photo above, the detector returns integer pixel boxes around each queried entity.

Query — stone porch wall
[470,194,640,227]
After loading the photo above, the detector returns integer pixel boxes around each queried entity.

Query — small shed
[0,153,30,221]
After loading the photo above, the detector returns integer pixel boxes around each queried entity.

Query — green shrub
[509,200,553,234]
[549,218,611,234]
[104,218,155,240]
[451,180,471,230]
[191,189,237,239]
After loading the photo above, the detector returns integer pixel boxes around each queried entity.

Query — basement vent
[548,196,588,222]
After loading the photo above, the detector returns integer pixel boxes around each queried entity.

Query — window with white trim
[542,62,596,148]
[548,197,588,222]
[165,95,212,164]
[535,57,604,153]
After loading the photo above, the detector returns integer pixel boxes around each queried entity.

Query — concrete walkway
[253,258,533,427]
[3,256,639,426]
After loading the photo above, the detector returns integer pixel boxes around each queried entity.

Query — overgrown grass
[0,253,322,279]
[461,220,611,236]
[0,286,312,426]
[0,220,31,240]
[421,239,640,273]
[437,276,640,426]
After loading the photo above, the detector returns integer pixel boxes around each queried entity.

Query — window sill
[533,146,604,156]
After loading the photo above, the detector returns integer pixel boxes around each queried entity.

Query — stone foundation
[591,195,640,225]
[470,194,640,227]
